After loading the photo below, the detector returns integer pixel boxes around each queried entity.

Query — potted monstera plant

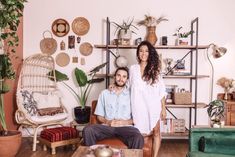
[205,100,225,128]
[51,63,107,124]
[0,0,27,156]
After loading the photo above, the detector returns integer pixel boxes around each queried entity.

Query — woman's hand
[108,84,115,91]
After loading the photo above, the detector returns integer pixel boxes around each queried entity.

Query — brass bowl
[94,147,113,157]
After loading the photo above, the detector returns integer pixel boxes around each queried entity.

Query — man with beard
[82,67,144,149]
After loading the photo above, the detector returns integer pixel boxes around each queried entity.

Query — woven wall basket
[40,31,57,55]
[79,42,93,56]
[72,17,90,36]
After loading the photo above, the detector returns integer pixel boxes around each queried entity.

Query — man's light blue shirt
[94,87,131,120]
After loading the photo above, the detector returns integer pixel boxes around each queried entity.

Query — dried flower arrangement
[137,14,168,27]
[217,77,235,92]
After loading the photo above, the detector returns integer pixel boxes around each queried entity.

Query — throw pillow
[33,91,61,109]
[199,136,235,155]
[20,90,38,116]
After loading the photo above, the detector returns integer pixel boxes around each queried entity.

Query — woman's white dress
[129,64,166,134]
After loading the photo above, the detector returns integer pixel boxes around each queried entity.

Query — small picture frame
[72,57,78,63]
[165,85,177,104]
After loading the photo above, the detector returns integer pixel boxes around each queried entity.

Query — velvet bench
[38,126,80,154]
[187,127,235,157]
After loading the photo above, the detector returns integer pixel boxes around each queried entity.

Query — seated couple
[83,67,166,149]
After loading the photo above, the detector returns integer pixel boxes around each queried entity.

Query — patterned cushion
[38,107,64,116]
[20,90,38,116]
[40,127,79,142]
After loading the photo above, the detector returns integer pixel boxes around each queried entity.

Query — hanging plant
[0,0,26,134]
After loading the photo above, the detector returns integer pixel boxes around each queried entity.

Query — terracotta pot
[0,130,22,157]
[146,26,157,46]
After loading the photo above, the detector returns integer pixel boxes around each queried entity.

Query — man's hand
[111,119,133,127]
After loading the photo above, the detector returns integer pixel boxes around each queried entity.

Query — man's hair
[114,67,129,78]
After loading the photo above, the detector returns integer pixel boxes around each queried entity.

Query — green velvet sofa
[187,127,235,157]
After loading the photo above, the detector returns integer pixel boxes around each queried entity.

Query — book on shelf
[173,69,191,76]
[160,118,185,133]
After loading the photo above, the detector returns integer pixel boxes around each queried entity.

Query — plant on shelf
[205,100,225,128]
[137,14,168,27]
[217,77,235,100]
[137,14,168,45]
[49,62,107,123]
[173,26,194,45]
[112,17,138,41]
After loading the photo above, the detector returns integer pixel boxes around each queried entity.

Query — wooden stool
[38,126,80,155]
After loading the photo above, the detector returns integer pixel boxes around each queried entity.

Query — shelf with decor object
[161,131,189,139]
[94,17,209,139]
[95,73,209,79]
[94,44,209,49]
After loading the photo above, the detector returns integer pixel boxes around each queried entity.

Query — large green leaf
[74,68,87,87]
[51,70,69,82]
[89,62,107,75]
[88,78,105,84]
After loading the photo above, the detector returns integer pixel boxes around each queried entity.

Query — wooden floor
[16,138,188,157]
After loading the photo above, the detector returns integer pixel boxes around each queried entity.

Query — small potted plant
[217,77,235,100]
[137,14,168,45]
[205,100,225,128]
[51,63,107,124]
[112,18,138,44]
[173,26,194,45]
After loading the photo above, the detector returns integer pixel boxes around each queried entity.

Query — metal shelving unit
[95,17,209,138]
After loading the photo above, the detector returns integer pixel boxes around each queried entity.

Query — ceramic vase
[146,26,157,46]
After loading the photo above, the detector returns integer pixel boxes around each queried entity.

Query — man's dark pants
[82,124,144,149]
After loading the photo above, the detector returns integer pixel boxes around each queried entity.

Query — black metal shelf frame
[100,17,204,131]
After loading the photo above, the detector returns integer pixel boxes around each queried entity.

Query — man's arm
[97,115,112,125]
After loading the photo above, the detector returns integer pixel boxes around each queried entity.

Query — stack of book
[160,118,185,133]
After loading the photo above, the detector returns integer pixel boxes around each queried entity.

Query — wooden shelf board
[166,103,207,108]
[94,44,209,49]
[95,74,209,79]
[161,131,189,139]
[163,75,209,79]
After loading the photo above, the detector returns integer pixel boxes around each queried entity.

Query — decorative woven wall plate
[51,18,70,37]
[72,17,90,36]
[40,31,57,55]
[55,52,70,67]
[79,42,93,56]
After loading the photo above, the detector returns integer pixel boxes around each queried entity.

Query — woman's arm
[161,97,167,120]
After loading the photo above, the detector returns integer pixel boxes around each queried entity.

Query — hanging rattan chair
[15,53,68,151]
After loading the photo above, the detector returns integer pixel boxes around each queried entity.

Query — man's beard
[114,81,125,87]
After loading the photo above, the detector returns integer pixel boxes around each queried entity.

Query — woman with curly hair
[129,41,167,156]
[129,40,166,134]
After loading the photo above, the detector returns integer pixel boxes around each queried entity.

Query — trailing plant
[0,0,26,134]
[0,0,27,54]
[49,63,107,109]
[173,26,194,38]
